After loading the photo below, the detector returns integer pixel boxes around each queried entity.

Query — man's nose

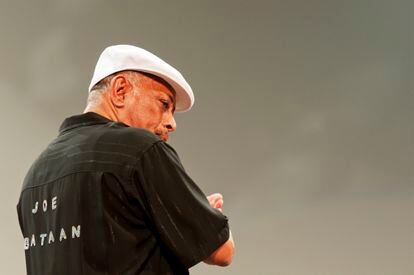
[165,116,177,132]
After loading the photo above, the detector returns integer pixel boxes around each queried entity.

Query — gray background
[1,0,413,274]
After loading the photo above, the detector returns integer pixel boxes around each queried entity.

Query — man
[17,45,235,274]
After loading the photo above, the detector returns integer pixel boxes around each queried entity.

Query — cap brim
[130,69,194,112]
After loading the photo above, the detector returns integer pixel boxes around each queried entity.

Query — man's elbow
[204,248,234,267]
[214,255,233,267]
[204,235,235,266]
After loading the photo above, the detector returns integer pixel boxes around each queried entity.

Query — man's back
[17,112,229,275]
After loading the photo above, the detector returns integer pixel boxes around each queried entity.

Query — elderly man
[17,45,234,275]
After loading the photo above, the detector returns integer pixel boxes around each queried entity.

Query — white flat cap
[88,44,194,112]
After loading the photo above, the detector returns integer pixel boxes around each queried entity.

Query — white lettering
[52,196,57,210]
[30,234,36,247]
[24,237,29,250]
[32,202,38,214]
[72,225,81,239]
[42,200,47,212]
[59,228,67,242]
[40,233,47,246]
[48,231,55,244]
[24,224,81,250]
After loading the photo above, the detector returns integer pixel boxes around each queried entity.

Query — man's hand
[207,193,224,212]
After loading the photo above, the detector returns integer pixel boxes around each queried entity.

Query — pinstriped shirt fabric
[17,112,230,275]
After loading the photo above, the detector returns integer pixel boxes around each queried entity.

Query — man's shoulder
[107,124,161,143]
[21,124,162,190]
[89,123,162,152]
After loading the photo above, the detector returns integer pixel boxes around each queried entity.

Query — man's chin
[156,134,168,142]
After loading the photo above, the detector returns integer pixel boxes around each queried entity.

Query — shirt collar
[59,112,128,133]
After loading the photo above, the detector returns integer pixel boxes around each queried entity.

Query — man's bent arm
[203,230,235,266]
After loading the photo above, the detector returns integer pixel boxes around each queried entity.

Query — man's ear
[109,75,133,108]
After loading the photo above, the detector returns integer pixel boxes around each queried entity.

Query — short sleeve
[134,141,230,268]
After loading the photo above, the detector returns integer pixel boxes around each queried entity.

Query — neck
[83,98,121,123]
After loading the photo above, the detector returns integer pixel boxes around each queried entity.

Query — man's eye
[160,100,169,109]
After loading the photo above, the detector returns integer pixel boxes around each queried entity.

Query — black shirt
[17,112,229,275]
